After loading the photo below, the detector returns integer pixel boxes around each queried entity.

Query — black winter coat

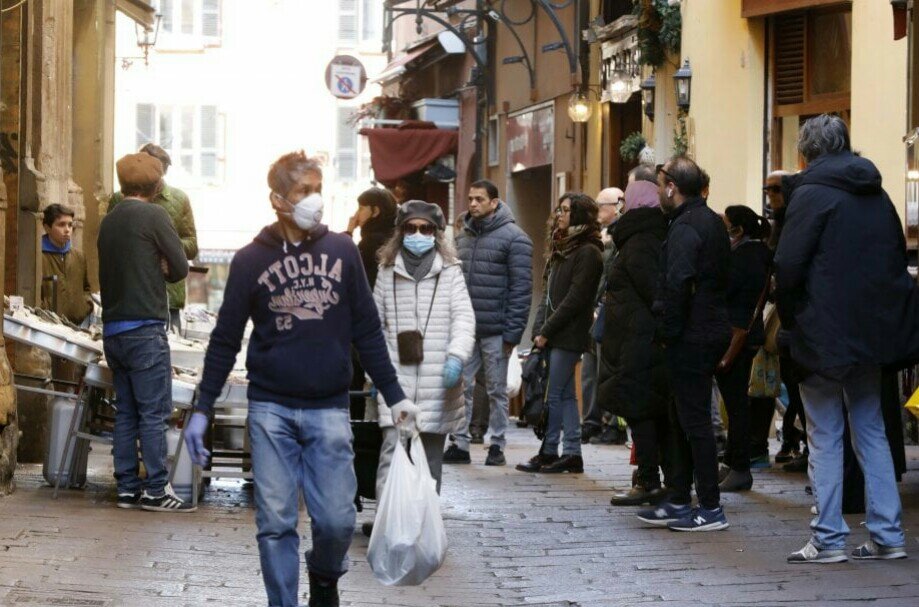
[775,152,915,373]
[357,219,394,290]
[726,239,772,348]
[653,197,732,346]
[534,239,603,353]
[457,203,534,344]
[598,208,671,421]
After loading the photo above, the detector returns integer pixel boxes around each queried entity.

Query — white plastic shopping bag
[506,346,522,398]
[367,431,447,586]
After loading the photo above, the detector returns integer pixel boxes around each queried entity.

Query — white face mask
[291,192,323,231]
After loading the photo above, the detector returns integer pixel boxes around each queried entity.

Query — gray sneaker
[851,540,907,560]
[484,445,506,466]
[787,540,848,564]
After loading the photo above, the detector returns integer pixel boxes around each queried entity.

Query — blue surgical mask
[403,233,435,256]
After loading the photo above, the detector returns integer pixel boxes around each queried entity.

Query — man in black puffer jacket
[637,156,732,533]
[444,180,533,466]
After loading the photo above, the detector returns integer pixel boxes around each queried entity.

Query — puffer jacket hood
[613,207,668,250]
[464,201,516,236]
[794,152,883,196]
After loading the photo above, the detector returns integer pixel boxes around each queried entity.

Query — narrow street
[1,427,917,607]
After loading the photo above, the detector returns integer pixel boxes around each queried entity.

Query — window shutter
[200,106,217,148]
[181,0,195,35]
[136,103,155,149]
[202,0,221,38]
[774,14,806,106]
[338,0,358,45]
[336,107,357,181]
[160,0,174,33]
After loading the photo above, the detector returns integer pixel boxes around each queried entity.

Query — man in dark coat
[776,114,908,564]
[636,156,731,532]
[444,180,533,466]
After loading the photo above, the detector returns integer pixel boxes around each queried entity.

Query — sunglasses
[762,185,782,194]
[555,206,572,215]
[403,223,436,236]
[656,164,676,182]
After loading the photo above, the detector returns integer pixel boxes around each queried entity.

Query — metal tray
[3,314,102,365]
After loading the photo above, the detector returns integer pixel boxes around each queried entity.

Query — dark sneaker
[540,454,583,474]
[668,506,729,532]
[590,426,626,445]
[484,445,506,466]
[719,469,753,492]
[140,486,197,513]
[718,464,732,483]
[610,485,666,507]
[775,445,800,464]
[116,491,142,509]
[443,444,471,464]
[636,501,692,527]
[361,522,374,538]
[515,418,528,428]
[783,454,808,473]
[750,454,772,469]
[787,541,848,564]
[308,572,339,607]
[470,433,485,445]
[580,424,601,444]
[515,452,559,473]
[851,540,907,560]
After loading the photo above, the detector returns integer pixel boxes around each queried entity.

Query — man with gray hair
[776,114,909,564]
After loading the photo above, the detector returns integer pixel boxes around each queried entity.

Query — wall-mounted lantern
[673,59,692,110]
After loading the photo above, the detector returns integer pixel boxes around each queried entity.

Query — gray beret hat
[395,200,446,231]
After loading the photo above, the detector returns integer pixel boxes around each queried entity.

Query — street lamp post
[640,73,656,120]
[674,59,692,110]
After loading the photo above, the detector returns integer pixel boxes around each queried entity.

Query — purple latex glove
[184,412,211,467]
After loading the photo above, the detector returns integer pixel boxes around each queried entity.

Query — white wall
[114,0,388,251]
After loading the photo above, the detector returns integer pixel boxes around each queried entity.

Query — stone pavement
[1,427,918,607]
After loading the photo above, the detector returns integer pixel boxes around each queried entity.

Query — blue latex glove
[443,355,463,388]
[184,412,211,467]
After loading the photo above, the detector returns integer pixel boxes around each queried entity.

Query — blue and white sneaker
[851,540,907,560]
[636,501,692,527]
[787,540,848,564]
[667,506,729,532]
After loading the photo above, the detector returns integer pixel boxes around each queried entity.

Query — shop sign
[507,106,554,173]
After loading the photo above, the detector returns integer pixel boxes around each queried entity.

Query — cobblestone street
[1,427,918,607]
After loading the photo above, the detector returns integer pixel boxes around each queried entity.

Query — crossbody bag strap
[393,271,441,335]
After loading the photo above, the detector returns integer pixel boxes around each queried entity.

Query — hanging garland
[634,0,682,68]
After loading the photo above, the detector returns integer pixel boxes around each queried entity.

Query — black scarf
[401,248,436,281]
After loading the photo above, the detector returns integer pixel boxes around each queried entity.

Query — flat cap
[116,153,164,190]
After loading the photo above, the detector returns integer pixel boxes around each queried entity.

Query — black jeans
[627,413,673,488]
[749,396,776,459]
[780,354,808,452]
[715,348,755,472]
[665,340,726,510]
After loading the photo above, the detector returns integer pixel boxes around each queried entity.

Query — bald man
[582,186,627,444]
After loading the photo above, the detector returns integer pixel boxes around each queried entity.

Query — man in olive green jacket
[108,144,198,331]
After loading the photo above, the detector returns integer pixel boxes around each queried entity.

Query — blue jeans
[455,335,509,450]
[248,401,357,607]
[102,323,171,495]
[541,348,582,457]
[799,366,905,550]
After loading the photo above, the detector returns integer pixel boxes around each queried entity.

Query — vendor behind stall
[98,152,191,512]
[40,204,92,326]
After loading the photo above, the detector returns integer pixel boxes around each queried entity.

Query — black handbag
[520,348,550,439]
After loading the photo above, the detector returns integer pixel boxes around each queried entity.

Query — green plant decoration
[620,132,647,162]
[673,111,688,157]
[634,0,682,68]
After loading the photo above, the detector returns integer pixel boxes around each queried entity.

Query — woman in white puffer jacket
[372,200,476,502]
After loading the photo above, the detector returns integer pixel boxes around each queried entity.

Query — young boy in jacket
[184,151,415,607]
[41,204,93,325]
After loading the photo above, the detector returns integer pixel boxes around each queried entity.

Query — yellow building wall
[851,0,908,225]
[680,0,766,213]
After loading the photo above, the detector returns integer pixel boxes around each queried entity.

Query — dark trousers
[749,396,776,459]
[715,348,755,472]
[780,354,807,452]
[665,340,726,510]
[470,369,489,436]
[627,413,672,488]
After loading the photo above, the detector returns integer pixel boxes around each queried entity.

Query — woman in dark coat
[347,187,397,289]
[715,205,772,492]
[599,179,672,506]
[516,193,603,474]
[347,187,398,418]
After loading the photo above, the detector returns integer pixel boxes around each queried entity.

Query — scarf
[41,234,71,255]
[543,224,603,281]
[400,248,436,281]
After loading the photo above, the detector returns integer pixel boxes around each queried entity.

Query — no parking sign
[325,55,367,100]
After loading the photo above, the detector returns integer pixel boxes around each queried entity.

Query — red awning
[360,121,458,186]
[893,1,908,41]
[372,40,440,84]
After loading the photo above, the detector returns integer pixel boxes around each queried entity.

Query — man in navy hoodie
[184,151,415,607]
